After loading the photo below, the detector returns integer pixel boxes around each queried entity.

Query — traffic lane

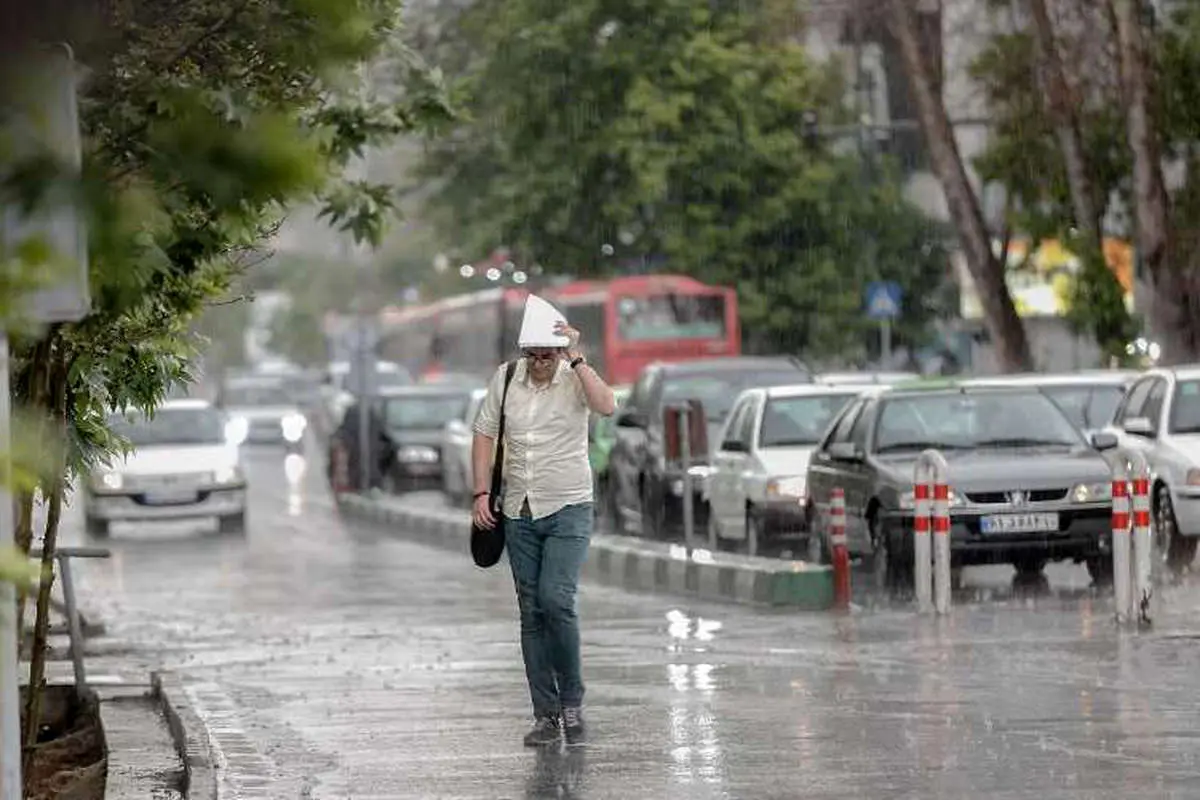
[64,447,1200,798]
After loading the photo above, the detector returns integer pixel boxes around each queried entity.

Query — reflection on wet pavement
[55,443,1200,798]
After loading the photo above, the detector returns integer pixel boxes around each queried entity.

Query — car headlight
[214,465,242,485]
[398,445,439,463]
[99,471,123,490]
[1186,468,1200,486]
[898,487,963,510]
[225,416,249,446]
[766,476,806,499]
[281,413,307,442]
[1072,481,1113,503]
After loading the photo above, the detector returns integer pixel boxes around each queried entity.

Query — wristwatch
[569,356,586,370]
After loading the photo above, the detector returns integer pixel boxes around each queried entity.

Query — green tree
[3,0,450,781]
[268,302,330,366]
[970,0,1135,362]
[972,0,1200,363]
[420,0,953,361]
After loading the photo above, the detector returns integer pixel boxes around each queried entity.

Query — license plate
[980,513,1059,534]
[143,490,197,505]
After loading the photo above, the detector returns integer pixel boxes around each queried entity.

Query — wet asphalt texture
[61,442,1200,799]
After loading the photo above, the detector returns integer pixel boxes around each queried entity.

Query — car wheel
[1012,557,1047,578]
[219,511,247,535]
[1155,484,1198,573]
[85,516,108,538]
[606,481,624,534]
[870,515,908,592]
[743,505,764,557]
[1086,554,1113,586]
[639,479,663,540]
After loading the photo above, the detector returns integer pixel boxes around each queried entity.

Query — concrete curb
[152,671,218,800]
[339,494,833,610]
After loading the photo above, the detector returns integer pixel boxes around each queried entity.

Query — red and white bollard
[912,479,932,613]
[1111,449,1154,626]
[1132,466,1154,625]
[830,488,851,610]
[914,449,951,615]
[932,477,951,616]
[1111,473,1132,623]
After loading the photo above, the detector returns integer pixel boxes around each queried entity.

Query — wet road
[64,445,1200,799]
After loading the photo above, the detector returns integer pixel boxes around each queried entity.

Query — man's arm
[471,432,496,497]
[571,360,616,416]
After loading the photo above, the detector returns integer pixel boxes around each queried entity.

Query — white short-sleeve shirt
[473,358,592,519]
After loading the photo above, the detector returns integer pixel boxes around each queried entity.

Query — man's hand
[554,320,582,358]
[472,493,497,530]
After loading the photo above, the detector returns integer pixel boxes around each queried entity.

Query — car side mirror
[1089,431,1119,451]
[1123,416,1155,437]
[617,411,646,429]
[828,442,863,462]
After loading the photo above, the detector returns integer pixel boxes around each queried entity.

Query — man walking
[472,295,616,747]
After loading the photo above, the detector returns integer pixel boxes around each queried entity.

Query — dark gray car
[805,384,1119,586]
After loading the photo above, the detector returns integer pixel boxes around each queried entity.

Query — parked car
[84,399,248,536]
[590,385,631,517]
[217,374,307,453]
[963,370,1136,435]
[706,385,862,555]
[1104,366,1200,571]
[608,356,812,539]
[441,387,488,507]
[805,383,1118,587]
[378,386,475,493]
[318,360,414,438]
[815,371,920,386]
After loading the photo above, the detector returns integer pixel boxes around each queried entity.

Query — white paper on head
[517,294,570,348]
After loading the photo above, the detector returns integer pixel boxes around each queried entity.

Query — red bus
[377,274,740,386]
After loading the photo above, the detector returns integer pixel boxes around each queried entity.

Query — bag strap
[489,360,519,498]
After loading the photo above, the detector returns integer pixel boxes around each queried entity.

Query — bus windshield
[616,294,726,341]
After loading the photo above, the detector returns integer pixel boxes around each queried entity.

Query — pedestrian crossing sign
[865,281,902,320]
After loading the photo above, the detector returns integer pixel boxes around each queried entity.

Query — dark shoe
[523,715,561,748]
[562,706,587,745]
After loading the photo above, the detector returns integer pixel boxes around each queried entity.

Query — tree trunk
[1028,0,1134,358]
[1113,0,1195,362]
[1027,0,1101,241]
[21,350,68,776]
[887,0,1033,372]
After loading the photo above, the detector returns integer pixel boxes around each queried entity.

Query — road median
[338,493,833,610]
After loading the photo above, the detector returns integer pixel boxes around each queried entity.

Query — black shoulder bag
[470,360,518,568]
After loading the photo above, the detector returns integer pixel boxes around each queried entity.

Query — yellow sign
[956,237,1134,319]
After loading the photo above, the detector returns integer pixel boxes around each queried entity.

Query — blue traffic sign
[865,281,903,320]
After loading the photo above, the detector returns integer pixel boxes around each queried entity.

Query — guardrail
[914,449,951,615]
[1111,449,1153,626]
[28,546,110,694]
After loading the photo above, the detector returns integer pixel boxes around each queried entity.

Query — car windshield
[222,383,291,407]
[874,391,1083,453]
[1170,380,1200,433]
[661,370,807,421]
[383,395,469,429]
[759,393,857,447]
[109,407,226,447]
[1041,384,1125,430]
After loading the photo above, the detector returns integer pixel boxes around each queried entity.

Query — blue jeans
[505,502,592,717]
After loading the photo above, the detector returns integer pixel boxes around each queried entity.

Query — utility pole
[852,0,890,366]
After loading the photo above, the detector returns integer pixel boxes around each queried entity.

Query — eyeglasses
[522,350,560,362]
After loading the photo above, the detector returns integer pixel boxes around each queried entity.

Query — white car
[441,388,488,507]
[1105,366,1200,571]
[219,375,308,452]
[83,399,248,536]
[705,384,863,556]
